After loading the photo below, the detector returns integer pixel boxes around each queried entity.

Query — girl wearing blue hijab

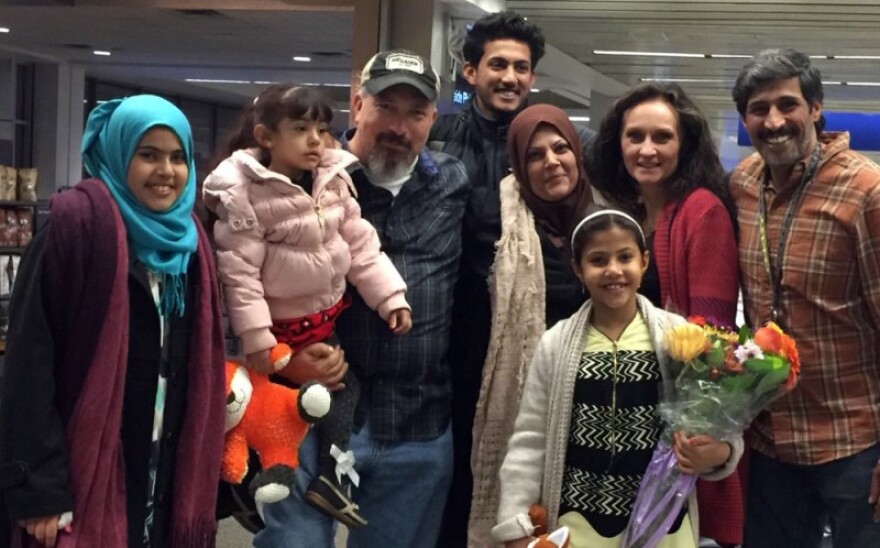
[82,94,199,318]
[1,95,226,548]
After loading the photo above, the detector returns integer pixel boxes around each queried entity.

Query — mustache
[758,126,795,141]
[376,132,411,148]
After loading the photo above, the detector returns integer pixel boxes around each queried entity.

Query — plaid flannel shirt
[336,135,470,442]
[731,131,880,465]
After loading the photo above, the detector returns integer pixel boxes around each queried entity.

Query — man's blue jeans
[253,421,453,548]
[744,443,880,548]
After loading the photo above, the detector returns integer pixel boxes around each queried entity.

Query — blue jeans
[253,421,453,548]
[744,443,880,548]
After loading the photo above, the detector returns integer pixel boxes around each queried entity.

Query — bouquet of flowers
[621,318,800,548]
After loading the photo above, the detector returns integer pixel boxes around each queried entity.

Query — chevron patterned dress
[558,315,688,540]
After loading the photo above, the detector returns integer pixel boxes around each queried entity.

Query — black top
[0,226,194,548]
[641,232,662,308]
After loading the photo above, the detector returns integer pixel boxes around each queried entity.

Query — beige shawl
[468,174,547,547]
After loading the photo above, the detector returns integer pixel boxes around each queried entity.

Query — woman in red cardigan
[588,82,743,547]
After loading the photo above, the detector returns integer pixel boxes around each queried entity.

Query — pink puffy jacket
[203,148,408,354]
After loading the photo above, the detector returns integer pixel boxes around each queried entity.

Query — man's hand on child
[18,515,61,547]
[246,349,274,374]
[388,308,412,335]
[672,432,731,475]
[278,342,348,391]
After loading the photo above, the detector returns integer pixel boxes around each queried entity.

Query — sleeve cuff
[376,292,410,321]
[700,436,744,481]
[239,328,277,355]
[492,512,535,543]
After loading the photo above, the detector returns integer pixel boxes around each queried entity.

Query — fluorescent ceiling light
[530,88,540,92]
[339,109,350,113]
[641,77,728,83]
[569,116,590,122]
[253,80,279,85]
[301,82,349,88]
[834,55,880,60]
[185,78,251,84]
[809,55,830,59]
[594,50,704,58]
[847,81,880,86]
[0,27,10,33]
[292,56,311,62]
[709,54,751,59]
[822,81,843,85]
[93,50,111,56]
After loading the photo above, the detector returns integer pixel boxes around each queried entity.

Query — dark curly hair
[732,48,825,132]
[220,84,333,165]
[588,82,731,222]
[462,10,545,68]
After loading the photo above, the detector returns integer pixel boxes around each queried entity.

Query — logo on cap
[385,54,425,74]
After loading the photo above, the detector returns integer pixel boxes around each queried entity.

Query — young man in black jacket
[430,11,594,546]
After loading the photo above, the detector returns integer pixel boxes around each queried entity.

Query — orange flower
[754,325,782,354]
[688,315,707,327]
[782,334,800,390]
[724,347,743,372]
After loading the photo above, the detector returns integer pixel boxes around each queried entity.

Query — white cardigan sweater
[492,295,744,544]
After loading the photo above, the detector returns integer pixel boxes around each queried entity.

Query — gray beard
[365,145,416,182]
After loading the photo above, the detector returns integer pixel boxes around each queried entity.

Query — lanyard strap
[756,144,823,324]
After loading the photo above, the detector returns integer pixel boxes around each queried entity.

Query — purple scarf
[18,180,225,547]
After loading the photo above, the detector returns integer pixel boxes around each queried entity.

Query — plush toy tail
[270,343,293,372]
[529,503,548,537]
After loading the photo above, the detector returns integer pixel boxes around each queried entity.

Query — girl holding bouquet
[589,83,742,548]
[492,207,743,548]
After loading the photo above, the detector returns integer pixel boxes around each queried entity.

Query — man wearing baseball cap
[254,50,470,548]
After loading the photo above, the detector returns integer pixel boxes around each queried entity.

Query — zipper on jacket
[608,340,619,471]
[315,202,325,230]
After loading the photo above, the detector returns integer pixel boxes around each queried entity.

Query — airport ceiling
[1,0,879,124]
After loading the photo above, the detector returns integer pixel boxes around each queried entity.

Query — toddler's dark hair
[221,84,334,165]
[570,205,647,264]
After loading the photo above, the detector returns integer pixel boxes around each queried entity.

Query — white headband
[570,209,646,255]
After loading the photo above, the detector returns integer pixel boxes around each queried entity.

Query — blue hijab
[82,94,198,318]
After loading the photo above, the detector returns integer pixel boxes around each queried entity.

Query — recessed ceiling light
[93,50,111,56]
[292,56,311,62]
[0,27,10,33]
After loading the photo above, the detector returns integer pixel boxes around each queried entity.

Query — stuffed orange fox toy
[222,344,332,504]
[528,504,570,548]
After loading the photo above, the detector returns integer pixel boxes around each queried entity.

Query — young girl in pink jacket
[204,84,411,528]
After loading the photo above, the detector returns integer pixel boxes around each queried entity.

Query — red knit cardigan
[653,187,745,545]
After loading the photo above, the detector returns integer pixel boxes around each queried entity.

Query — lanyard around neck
[756,144,822,326]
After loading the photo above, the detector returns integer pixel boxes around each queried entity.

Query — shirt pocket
[783,216,857,301]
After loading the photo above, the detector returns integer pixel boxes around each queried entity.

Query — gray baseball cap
[360,50,441,101]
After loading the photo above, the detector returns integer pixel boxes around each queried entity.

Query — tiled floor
[218,521,832,548]
[216,518,348,547]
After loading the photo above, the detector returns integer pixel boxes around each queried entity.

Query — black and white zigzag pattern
[569,404,660,450]
[560,466,641,517]
[577,351,659,382]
